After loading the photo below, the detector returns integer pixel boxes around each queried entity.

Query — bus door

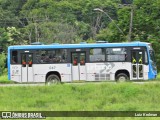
[131,50,144,80]
[21,53,33,82]
[71,52,86,81]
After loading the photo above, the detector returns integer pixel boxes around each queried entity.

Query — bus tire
[46,74,60,85]
[116,73,128,82]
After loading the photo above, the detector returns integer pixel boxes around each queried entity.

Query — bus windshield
[149,50,157,71]
[149,50,156,63]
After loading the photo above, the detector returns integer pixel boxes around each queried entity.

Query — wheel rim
[118,76,126,82]
[47,77,59,85]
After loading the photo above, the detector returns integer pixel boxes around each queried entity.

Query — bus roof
[8,41,150,50]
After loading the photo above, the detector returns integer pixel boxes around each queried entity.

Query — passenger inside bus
[80,57,85,65]
[12,56,17,64]
[12,59,16,64]
[73,57,77,65]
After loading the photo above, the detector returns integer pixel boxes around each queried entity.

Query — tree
[0,28,13,52]
[0,52,6,75]
[0,0,27,27]
[0,27,26,52]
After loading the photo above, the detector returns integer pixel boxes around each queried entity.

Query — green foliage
[0,28,13,44]
[1,0,160,44]
[0,74,14,84]
[19,0,120,42]
[132,0,160,70]
[0,52,6,75]
[1,82,160,111]
[0,0,160,43]
[0,0,26,27]
[0,27,26,52]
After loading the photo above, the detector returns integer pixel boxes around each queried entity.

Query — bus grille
[95,74,110,80]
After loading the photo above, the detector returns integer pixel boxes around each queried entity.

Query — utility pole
[94,8,124,35]
[119,0,134,42]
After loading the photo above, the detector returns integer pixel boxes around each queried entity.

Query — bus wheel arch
[46,71,61,85]
[115,70,130,82]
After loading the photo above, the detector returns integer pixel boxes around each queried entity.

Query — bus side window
[11,51,18,64]
[90,48,105,62]
[106,48,127,61]
[144,51,148,64]
[35,49,68,64]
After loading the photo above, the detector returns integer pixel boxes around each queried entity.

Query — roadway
[0,81,159,87]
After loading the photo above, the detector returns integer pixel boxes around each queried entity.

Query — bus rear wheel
[116,73,129,82]
[46,74,60,85]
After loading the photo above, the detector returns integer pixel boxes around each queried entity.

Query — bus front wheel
[46,74,60,85]
[116,73,128,82]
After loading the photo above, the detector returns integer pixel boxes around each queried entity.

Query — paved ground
[0,83,45,87]
[0,81,159,87]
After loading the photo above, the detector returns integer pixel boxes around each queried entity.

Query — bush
[0,52,7,75]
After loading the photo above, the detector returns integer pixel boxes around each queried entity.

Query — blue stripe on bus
[8,42,148,50]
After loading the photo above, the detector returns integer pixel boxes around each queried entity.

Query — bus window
[61,49,67,62]
[149,50,156,63]
[90,48,105,62]
[132,51,136,64]
[72,53,78,66]
[35,49,67,64]
[80,53,85,65]
[144,51,148,64]
[21,54,26,67]
[138,51,143,64]
[28,54,33,67]
[106,48,127,61]
[11,51,18,64]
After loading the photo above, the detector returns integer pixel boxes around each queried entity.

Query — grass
[0,73,160,111]
[0,74,15,84]
[1,73,160,120]
[1,82,160,119]
[156,72,160,80]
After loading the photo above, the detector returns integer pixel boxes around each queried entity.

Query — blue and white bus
[7,41,157,84]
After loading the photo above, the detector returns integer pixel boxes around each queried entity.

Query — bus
[7,41,157,84]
